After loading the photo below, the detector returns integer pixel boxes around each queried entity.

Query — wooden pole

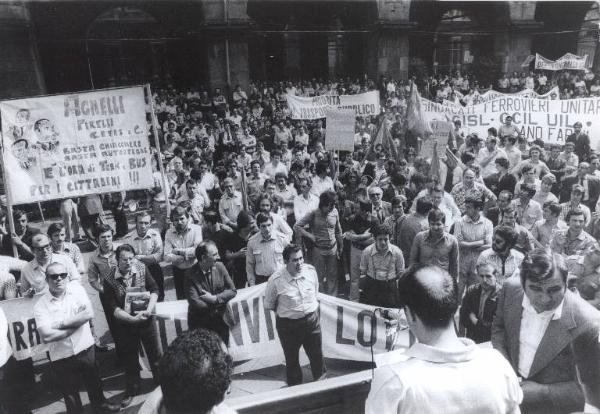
[145,84,171,220]
[0,157,19,258]
[37,202,45,224]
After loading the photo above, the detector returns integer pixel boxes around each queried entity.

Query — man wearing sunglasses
[33,262,119,413]
[20,234,80,296]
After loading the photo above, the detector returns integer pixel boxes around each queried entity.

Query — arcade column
[0,3,46,98]
[206,34,250,93]
[494,24,540,75]
[368,28,411,81]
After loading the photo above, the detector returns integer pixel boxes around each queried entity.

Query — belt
[368,275,398,283]
[276,310,316,321]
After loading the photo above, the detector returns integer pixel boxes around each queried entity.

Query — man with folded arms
[34,262,119,413]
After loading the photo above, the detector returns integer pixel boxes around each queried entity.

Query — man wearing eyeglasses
[33,262,120,413]
[368,187,392,225]
[20,234,80,296]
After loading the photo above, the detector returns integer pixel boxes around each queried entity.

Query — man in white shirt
[477,129,507,178]
[20,234,80,295]
[366,265,522,414]
[34,262,119,413]
[293,177,319,222]
[492,249,600,414]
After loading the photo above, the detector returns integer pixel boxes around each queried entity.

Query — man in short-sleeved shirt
[34,262,118,413]
[264,244,324,386]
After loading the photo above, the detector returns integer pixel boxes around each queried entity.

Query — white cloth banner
[325,108,355,152]
[154,284,409,373]
[286,91,380,120]
[0,296,48,361]
[421,95,600,146]
[0,86,154,204]
[535,52,588,71]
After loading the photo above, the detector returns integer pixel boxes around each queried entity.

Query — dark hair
[428,208,446,224]
[274,172,288,182]
[391,195,405,208]
[250,159,261,168]
[195,241,216,261]
[135,211,152,223]
[283,244,303,262]
[236,210,252,230]
[498,190,513,201]
[170,206,189,221]
[565,208,585,222]
[315,161,328,175]
[493,225,517,249]
[464,195,484,210]
[521,164,535,175]
[255,212,272,226]
[263,178,276,189]
[318,190,337,209]
[371,223,390,237]
[93,223,114,240]
[543,201,561,217]
[12,209,26,221]
[521,248,568,286]
[159,329,233,414]
[495,157,510,169]
[203,210,220,224]
[520,183,537,197]
[487,127,498,137]
[47,222,64,237]
[460,152,475,164]
[115,243,136,260]
[399,265,458,328]
[416,196,434,215]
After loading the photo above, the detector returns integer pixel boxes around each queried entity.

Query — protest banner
[420,120,451,159]
[286,91,380,120]
[0,296,48,360]
[325,108,355,152]
[535,52,588,71]
[461,86,560,106]
[154,284,409,373]
[421,94,600,147]
[0,86,154,205]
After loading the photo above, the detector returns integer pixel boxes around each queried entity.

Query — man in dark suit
[492,249,600,414]
[368,186,392,225]
[460,263,501,343]
[560,162,600,209]
[485,190,513,227]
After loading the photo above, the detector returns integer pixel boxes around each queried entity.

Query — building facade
[0,0,598,98]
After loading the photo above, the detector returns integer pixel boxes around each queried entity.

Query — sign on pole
[0,86,154,205]
[325,108,355,152]
[420,120,451,159]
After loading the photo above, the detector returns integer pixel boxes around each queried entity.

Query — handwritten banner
[535,52,588,71]
[286,91,380,120]
[421,95,600,147]
[154,284,408,373]
[325,108,355,152]
[420,120,451,159]
[0,86,153,204]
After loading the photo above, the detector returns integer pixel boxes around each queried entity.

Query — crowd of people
[0,66,600,414]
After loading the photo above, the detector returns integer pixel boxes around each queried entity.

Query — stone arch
[577,2,600,69]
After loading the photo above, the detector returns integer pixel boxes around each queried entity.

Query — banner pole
[145,84,171,221]
[0,156,19,258]
[37,202,45,224]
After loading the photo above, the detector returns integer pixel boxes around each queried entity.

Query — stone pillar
[202,0,251,93]
[495,2,541,74]
[370,29,410,81]
[284,33,301,79]
[369,0,413,81]
[0,3,45,97]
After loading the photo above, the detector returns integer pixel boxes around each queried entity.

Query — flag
[406,81,433,137]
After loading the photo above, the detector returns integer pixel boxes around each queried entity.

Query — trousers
[276,311,325,386]
[50,346,106,414]
[60,199,81,242]
[311,248,338,296]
